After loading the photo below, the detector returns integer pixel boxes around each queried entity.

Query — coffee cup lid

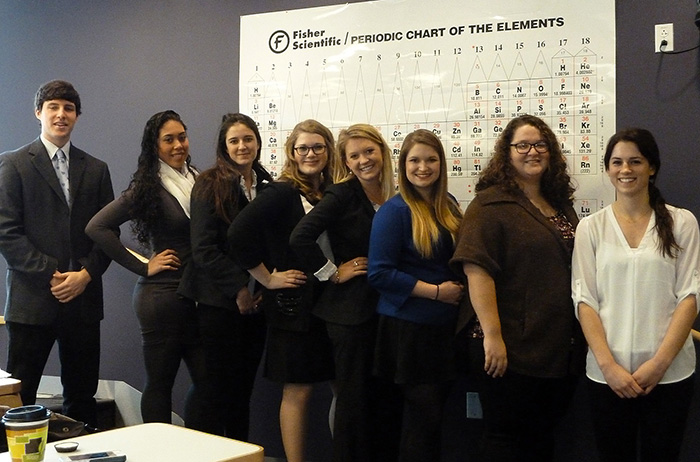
[1,405,51,422]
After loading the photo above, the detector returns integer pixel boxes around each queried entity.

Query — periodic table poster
[240,0,616,215]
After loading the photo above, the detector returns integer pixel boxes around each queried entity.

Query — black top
[229,181,305,272]
[290,177,379,325]
[228,180,320,331]
[86,186,190,285]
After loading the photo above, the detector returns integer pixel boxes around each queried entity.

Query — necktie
[53,149,70,206]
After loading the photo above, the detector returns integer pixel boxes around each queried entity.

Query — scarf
[158,159,197,218]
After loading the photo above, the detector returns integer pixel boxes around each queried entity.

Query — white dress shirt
[40,135,70,165]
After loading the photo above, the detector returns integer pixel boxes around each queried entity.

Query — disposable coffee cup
[2,405,51,462]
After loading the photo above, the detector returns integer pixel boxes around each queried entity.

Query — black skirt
[263,314,335,383]
[373,314,457,385]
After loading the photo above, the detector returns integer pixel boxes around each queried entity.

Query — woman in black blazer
[178,113,272,440]
[228,119,337,462]
[289,124,396,462]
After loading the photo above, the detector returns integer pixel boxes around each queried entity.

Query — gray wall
[1,1,700,460]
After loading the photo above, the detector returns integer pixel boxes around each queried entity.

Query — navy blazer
[290,177,379,325]
[0,138,114,325]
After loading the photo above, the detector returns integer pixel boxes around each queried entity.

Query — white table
[1,423,264,462]
[0,378,22,408]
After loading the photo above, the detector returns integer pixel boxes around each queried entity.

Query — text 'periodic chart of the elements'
[240,0,616,215]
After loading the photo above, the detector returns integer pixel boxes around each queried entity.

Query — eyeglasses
[293,144,327,156]
[510,141,549,154]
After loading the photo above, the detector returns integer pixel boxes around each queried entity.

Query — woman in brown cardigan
[450,114,585,462]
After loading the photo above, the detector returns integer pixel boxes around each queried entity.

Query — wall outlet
[655,23,674,53]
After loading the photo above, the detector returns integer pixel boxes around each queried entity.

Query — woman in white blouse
[572,128,699,462]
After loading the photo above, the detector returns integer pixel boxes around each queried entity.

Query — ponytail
[649,182,680,258]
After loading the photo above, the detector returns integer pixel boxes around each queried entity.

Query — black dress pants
[587,376,694,462]
[7,316,100,427]
[468,338,578,462]
[198,303,266,440]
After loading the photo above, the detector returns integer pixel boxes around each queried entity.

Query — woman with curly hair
[179,113,272,440]
[228,119,336,462]
[86,110,206,428]
[368,129,464,462]
[450,114,586,461]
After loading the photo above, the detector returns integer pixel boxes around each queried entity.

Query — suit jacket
[289,177,379,325]
[179,175,263,309]
[227,181,320,331]
[0,138,114,325]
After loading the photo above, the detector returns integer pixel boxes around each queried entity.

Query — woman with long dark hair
[179,113,272,440]
[86,110,206,428]
[572,128,699,462]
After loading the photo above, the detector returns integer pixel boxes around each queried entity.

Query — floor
[252,371,700,462]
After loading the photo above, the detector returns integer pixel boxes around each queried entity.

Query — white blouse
[572,204,700,384]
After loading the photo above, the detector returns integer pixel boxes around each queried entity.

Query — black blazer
[179,174,268,309]
[290,177,379,325]
[0,138,114,325]
[227,181,320,331]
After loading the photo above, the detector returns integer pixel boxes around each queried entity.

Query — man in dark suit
[0,80,114,426]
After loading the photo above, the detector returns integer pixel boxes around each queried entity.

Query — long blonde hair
[398,129,462,258]
[335,124,395,202]
[278,119,337,203]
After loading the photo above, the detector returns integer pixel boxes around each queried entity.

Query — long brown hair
[129,110,195,246]
[604,128,680,258]
[398,129,462,258]
[193,113,272,224]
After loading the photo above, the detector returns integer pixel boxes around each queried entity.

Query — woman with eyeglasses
[450,114,586,461]
[227,119,337,462]
[290,124,396,462]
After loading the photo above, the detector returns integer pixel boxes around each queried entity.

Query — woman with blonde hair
[290,123,394,461]
[368,129,463,462]
[228,119,336,462]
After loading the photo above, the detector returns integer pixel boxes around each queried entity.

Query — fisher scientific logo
[269,28,342,54]
[269,30,290,54]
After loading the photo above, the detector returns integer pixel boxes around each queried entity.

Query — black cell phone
[59,451,126,462]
